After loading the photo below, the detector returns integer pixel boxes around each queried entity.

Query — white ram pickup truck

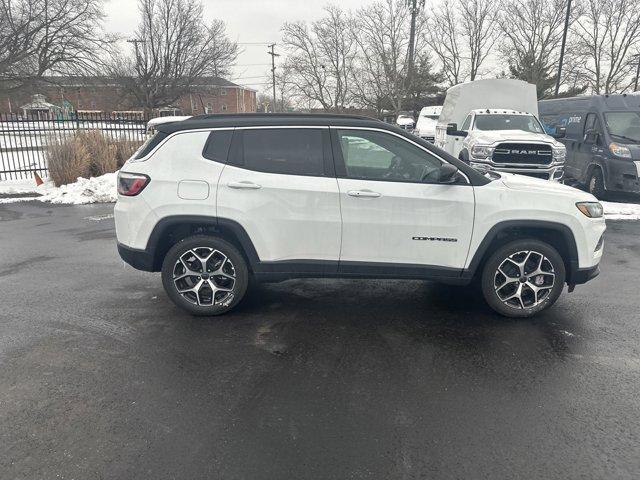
[436,79,566,181]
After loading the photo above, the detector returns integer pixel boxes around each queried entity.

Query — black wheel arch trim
[463,220,580,283]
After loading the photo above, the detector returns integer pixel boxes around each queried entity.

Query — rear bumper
[117,243,155,271]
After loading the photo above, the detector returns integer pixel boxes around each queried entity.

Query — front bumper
[605,158,640,194]
[570,264,600,285]
[469,159,564,181]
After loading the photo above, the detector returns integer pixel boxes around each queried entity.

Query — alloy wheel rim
[494,250,555,309]
[172,247,236,306]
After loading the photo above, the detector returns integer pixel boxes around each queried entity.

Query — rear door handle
[347,190,381,198]
[228,181,262,190]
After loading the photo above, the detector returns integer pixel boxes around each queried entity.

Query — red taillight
[118,172,150,196]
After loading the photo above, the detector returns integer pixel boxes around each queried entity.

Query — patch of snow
[602,201,640,220]
[0,172,117,205]
[38,172,118,205]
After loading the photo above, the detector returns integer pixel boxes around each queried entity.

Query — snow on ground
[0,172,117,205]
[601,201,640,220]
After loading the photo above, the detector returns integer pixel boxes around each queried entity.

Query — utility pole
[406,0,424,116]
[634,54,640,92]
[555,0,572,97]
[267,44,280,113]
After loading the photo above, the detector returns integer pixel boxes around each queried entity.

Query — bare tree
[0,0,111,91]
[459,0,499,81]
[425,2,464,86]
[574,0,640,94]
[281,5,356,111]
[498,0,568,98]
[110,0,238,110]
[351,0,419,114]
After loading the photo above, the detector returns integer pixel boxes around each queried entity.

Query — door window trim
[330,126,470,185]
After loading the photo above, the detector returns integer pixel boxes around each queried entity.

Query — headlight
[470,145,494,159]
[553,146,566,161]
[576,202,604,218]
[609,143,631,158]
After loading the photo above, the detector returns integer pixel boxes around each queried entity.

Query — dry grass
[47,131,144,186]
[47,135,91,186]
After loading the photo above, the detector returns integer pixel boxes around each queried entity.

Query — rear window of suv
[133,131,168,160]
[237,128,325,176]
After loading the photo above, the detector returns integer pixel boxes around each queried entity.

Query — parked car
[146,115,191,135]
[539,94,640,198]
[436,79,566,181]
[396,114,415,131]
[115,113,605,318]
[414,106,442,143]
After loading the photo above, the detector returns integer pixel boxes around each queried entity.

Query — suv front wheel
[481,239,566,317]
[161,235,249,316]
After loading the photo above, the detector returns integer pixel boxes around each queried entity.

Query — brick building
[2,76,257,117]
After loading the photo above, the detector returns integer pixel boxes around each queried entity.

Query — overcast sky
[104,0,369,92]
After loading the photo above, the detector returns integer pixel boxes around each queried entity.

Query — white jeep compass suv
[115,114,605,318]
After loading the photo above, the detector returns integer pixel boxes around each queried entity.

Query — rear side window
[202,130,233,162]
[134,131,168,159]
[237,128,325,176]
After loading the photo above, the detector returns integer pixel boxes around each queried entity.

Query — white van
[414,106,442,143]
[436,79,565,180]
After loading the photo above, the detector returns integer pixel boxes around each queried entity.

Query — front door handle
[228,181,262,190]
[347,190,381,198]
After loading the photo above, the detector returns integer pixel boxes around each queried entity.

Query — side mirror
[436,163,459,184]
[446,122,468,137]
[552,126,566,139]
[584,129,599,144]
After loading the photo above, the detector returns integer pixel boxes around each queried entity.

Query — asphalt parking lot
[1,201,639,479]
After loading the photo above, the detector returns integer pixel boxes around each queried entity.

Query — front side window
[240,128,325,176]
[336,129,441,183]
[604,111,640,143]
[474,114,544,134]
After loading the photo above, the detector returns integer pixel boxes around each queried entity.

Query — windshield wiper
[610,133,640,144]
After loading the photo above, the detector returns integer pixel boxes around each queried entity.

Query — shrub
[46,130,144,186]
[78,130,117,177]
[47,135,91,187]
[114,137,143,168]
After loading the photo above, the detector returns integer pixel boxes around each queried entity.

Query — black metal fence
[0,112,149,180]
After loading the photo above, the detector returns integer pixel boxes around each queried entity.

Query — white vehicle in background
[414,106,442,143]
[436,79,566,181]
[396,114,415,131]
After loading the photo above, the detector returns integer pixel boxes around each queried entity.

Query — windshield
[604,111,640,143]
[474,114,544,134]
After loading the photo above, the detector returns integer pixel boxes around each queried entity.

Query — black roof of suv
[155,113,490,185]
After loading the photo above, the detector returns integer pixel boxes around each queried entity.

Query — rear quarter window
[202,130,233,163]
[133,131,168,160]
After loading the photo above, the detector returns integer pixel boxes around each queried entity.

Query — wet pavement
[0,201,639,479]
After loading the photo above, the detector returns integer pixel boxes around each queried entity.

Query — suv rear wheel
[161,235,249,316]
[481,239,566,317]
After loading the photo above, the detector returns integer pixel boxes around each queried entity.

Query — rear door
[332,127,475,276]
[217,127,341,269]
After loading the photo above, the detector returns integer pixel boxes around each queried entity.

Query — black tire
[587,168,607,200]
[161,235,249,316]
[481,239,566,318]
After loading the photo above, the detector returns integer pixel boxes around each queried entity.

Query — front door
[331,127,475,277]
[576,113,605,183]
